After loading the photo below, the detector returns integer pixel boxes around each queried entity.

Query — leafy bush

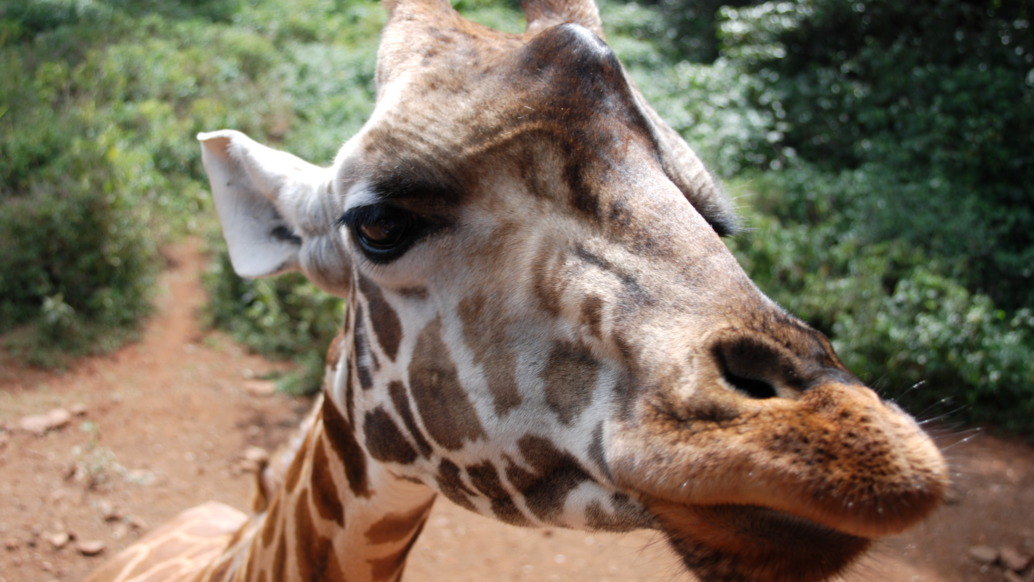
[729,168,1034,433]
[719,0,1034,310]
[0,111,157,364]
[0,0,284,362]
[203,241,344,394]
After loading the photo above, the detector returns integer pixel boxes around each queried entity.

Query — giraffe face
[199,2,947,581]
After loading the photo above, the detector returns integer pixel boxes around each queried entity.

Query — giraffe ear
[199,130,352,296]
[198,130,321,279]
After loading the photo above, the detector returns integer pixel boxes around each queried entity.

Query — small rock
[111,522,131,540]
[45,532,70,550]
[19,414,52,435]
[1004,571,1024,582]
[70,403,88,416]
[19,408,72,435]
[969,545,999,564]
[239,446,270,473]
[243,380,276,397]
[76,540,106,556]
[127,515,148,531]
[96,500,119,522]
[1001,546,1031,572]
[243,446,269,464]
[3,538,21,551]
[44,408,72,429]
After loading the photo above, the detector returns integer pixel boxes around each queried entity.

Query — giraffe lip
[692,503,862,540]
[647,501,871,582]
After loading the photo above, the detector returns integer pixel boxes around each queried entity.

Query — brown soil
[1,240,1031,582]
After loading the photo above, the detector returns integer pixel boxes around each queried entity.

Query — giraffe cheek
[408,317,487,450]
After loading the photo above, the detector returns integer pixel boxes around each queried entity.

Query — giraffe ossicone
[86,0,948,581]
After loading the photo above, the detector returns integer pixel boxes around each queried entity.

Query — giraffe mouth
[647,500,870,582]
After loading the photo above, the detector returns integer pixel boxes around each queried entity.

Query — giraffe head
[198,0,947,580]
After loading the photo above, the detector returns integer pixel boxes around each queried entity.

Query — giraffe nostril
[721,366,778,399]
[712,336,795,400]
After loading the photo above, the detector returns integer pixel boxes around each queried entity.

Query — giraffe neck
[198,394,437,582]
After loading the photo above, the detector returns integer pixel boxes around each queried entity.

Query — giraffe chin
[648,500,870,582]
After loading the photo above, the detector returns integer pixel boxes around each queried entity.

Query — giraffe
[85,0,948,581]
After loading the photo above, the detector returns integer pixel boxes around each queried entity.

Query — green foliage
[203,243,343,395]
[0,0,346,365]
[719,0,1034,310]
[0,52,158,364]
[706,0,1034,432]
[729,168,1034,433]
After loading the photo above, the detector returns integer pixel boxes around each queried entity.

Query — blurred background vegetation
[2,0,1031,433]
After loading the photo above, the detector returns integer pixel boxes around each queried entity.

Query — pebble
[19,408,72,435]
[111,522,131,540]
[76,540,106,556]
[45,532,71,550]
[96,499,120,522]
[243,446,270,464]
[969,544,999,564]
[239,446,270,473]
[1001,546,1031,572]
[243,380,276,397]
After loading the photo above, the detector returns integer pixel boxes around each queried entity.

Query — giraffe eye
[339,205,422,263]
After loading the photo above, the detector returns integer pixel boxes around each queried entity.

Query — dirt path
[1,241,1031,582]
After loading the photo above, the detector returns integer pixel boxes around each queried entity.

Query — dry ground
[1,241,1032,582]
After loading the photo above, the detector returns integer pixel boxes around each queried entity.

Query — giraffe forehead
[358,21,657,187]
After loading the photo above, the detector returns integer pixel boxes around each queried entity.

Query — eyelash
[338,204,426,264]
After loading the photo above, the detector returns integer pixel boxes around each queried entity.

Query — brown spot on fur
[436,458,477,511]
[273,533,287,580]
[580,294,604,338]
[322,397,371,499]
[468,460,530,526]
[366,496,436,545]
[283,429,312,494]
[542,341,599,424]
[457,294,522,415]
[491,497,531,526]
[467,460,508,499]
[261,495,281,548]
[389,381,433,457]
[364,407,418,464]
[587,422,611,479]
[311,438,345,526]
[367,512,430,581]
[515,435,591,521]
[409,317,486,450]
[397,285,429,299]
[323,554,349,582]
[294,491,331,581]
[326,330,345,373]
[532,241,564,316]
[585,493,641,532]
[359,275,403,361]
[353,302,375,390]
